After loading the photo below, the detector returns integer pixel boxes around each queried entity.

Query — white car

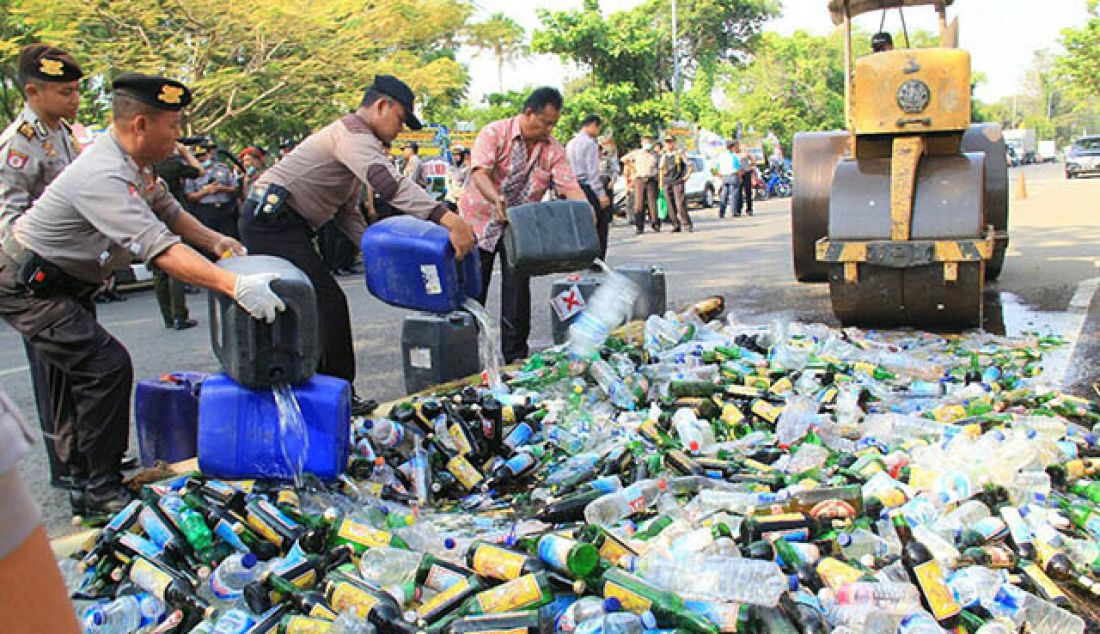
[612,152,720,214]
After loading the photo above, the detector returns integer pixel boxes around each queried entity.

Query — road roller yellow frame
[815,0,996,289]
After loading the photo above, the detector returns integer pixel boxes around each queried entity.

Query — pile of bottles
[61,292,1100,633]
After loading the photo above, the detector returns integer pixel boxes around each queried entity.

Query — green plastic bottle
[598,568,718,634]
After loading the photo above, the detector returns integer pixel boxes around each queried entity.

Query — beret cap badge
[158,85,183,105]
[39,58,64,76]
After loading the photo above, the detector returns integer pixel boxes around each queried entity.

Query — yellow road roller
[790,0,1009,327]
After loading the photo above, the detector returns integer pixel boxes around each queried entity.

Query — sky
[456,0,1094,105]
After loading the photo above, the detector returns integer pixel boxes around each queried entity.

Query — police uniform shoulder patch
[7,149,29,170]
[17,122,34,140]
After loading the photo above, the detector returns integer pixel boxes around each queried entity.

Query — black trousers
[153,268,188,325]
[739,172,754,215]
[476,240,530,363]
[580,184,612,260]
[318,223,357,273]
[24,339,76,481]
[0,256,131,492]
[240,202,355,384]
[666,180,691,229]
[193,202,239,242]
[633,177,659,231]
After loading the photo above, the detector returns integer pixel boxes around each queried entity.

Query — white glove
[233,273,286,323]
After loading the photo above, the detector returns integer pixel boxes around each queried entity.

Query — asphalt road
[2,161,1097,539]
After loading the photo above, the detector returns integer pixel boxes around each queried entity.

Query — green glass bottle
[326,513,411,553]
[324,578,420,633]
[525,533,599,578]
[1054,494,1100,540]
[1068,480,1100,505]
[449,572,555,618]
[598,567,718,634]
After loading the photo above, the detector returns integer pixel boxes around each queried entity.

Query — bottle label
[106,500,142,531]
[981,545,1016,568]
[912,559,961,621]
[472,543,525,580]
[328,582,379,619]
[450,423,474,456]
[504,453,536,475]
[503,423,533,450]
[213,519,250,553]
[138,508,174,547]
[448,455,485,490]
[276,489,300,510]
[816,558,864,590]
[874,487,908,509]
[474,574,542,613]
[536,534,575,573]
[501,405,517,424]
[597,533,636,566]
[118,533,161,561]
[256,499,299,532]
[1084,516,1100,539]
[603,579,653,613]
[283,616,335,633]
[423,563,466,592]
[417,577,472,617]
[245,511,285,548]
[1020,562,1067,602]
[808,499,857,521]
[751,400,781,423]
[1066,460,1086,481]
[129,558,173,599]
[336,520,393,550]
[209,569,244,601]
[683,599,741,633]
[308,602,339,620]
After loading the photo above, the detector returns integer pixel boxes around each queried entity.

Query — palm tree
[466,13,527,95]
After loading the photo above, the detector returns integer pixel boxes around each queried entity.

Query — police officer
[185,140,240,240]
[241,75,476,415]
[0,73,285,517]
[0,44,83,491]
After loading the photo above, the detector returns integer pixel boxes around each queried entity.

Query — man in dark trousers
[153,142,206,329]
[0,44,84,491]
[566,114,612,258]
[240,75,475,415]
[658,136,693,232]
[622,135,660,233]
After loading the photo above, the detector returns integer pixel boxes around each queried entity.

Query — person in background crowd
[872,31,894,53]
[738,142,755,217]
[402,141,427,189]
[768,144,785,173]
[566,114,613,259]
[597,139,619,212]
[238,145,267,200]
[240,75,475,415]
[0,44,85,492]
[184,141,240,241]
[445,145,471,210]
[279,140,294,159]
[658,136,693,233]
[716,139,743,219]
[459,86,587,363]
[153,141,206,330]
[621,135,660,234]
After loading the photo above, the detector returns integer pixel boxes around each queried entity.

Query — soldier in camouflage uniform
[0,44,83,490]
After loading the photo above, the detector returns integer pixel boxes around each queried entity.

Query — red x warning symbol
[551,284,587,321]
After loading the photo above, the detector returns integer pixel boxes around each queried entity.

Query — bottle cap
[604,597,622,612]
[690,441,700,452]
[443,537,457,550]
[837,533,852,547]
[787,574,800,591]
[241,553,258,568]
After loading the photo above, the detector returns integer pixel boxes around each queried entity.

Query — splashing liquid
[272,383,309,488]
[463,298,504,390]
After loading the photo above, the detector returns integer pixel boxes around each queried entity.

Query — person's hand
[233,273,285,323]
[493,197,509,224]
[441,212,476,259]
[212,235,247,259]
[598,194,611,209]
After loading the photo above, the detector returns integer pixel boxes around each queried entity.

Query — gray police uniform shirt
[0,386,39,558]
[0,104,79,239]
[13,131,182,284]
[184,161,238,205]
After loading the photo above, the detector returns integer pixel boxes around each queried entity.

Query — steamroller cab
[790,0,1009,328]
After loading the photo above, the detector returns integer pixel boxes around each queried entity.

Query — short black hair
[404,142,419,154]
[361,89,392,108]
[523,87,563,114]
[580,114,601,128]
[112,92,164,123]
[871,31,893,52]
[726,139,737,148]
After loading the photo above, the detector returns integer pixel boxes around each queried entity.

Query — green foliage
[465,12,527,95]
[1057,1,1099,100]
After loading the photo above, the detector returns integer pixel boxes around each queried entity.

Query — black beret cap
[111,73,192,111]
[366,74,422,131]
[18,44,83,83]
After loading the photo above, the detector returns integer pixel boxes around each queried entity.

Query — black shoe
[687,225,695,233]
[163,321,174,329]
[733,213,742,217]
[69,488,86,516]
[173,318,198,331]
[635,229,644,235]
[671,226,682,233]
[82,484,135,518]
[651,223,661,232]
[351,396,379,417]
[746,211,753,216]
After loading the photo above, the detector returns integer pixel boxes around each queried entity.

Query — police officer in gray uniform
[0,44,83,491]
[0,73,285,517]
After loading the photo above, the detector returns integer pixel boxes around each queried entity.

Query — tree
[3,0,471,145]
[466,12,526,95]
[1057,0,1099,100]
[531,0,774,149]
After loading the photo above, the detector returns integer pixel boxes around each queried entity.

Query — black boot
[83,482,135,517]
[68,464,88,516]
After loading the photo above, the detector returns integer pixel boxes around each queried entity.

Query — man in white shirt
[566,114,611,258]
[716,139,743,219]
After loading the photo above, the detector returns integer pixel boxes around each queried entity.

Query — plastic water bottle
[204,552,262,609]
[575,611,654,634]
[211,609,255,634]
[584,479,667,525]
[913,523,961,568]
[568,261,639,359]
[634,553,792,606]
[644,315,685,354]
[558,596,622,632]
[946,566,1004,608]
[670,408,716,454]
[82,593,166,634]
[831,581,920,612]
[589,358,637,410]
[775,397,820,447]
[1019,590,1085,634]
[836,528,890,561]
[358,546,423,585]
[896,611,947,634]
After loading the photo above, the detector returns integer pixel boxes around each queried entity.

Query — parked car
[1065,135,1100,179]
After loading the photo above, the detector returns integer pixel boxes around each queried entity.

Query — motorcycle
[761,166,792,199]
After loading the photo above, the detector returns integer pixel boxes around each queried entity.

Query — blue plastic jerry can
[135,372,207,467]
[361,216,481,313]
[196,373,350,481]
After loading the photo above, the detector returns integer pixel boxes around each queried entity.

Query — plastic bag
[657,188,669,220]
